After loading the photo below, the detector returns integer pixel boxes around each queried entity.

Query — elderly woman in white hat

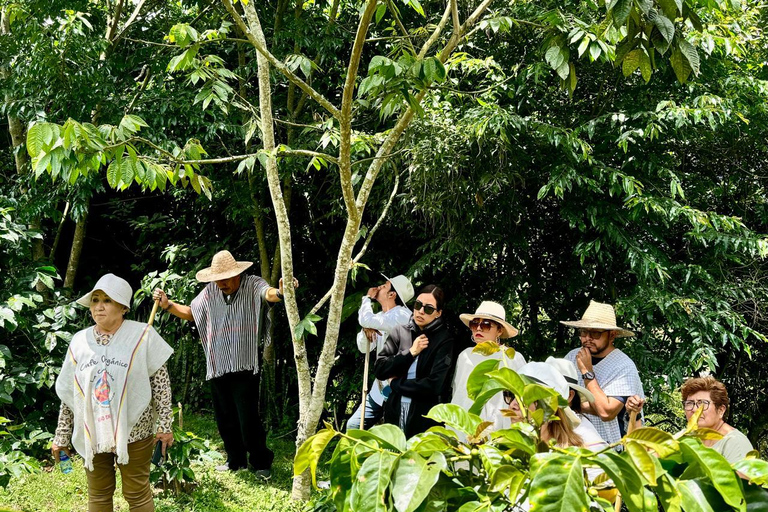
[52,274,174,512]
[450,301,526,433]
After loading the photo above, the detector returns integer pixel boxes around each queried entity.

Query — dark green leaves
[528,453,590,512]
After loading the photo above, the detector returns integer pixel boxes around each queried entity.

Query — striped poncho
[190,274,270,380]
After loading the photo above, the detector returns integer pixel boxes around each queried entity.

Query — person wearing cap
[510,361,584,447]
[52,274,174,512]
[561,300,645,446]
[346,275,414,430]
[545,357,609,453]
[374,284,455,437]
[450,301,526,434]
[152,250,295,477]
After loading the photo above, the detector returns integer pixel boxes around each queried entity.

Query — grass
[0,413,305,512]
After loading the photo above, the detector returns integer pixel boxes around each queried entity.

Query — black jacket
[374,317,455,438]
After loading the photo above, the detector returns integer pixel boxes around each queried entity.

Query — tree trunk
[64,204,89,288]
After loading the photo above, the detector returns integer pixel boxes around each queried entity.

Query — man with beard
[562,300,645,447]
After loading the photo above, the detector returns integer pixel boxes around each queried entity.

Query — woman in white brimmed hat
[450,301,526,434]
[52,274,174,511]
[510,362,584,448]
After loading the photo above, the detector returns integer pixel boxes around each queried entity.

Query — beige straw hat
[195,250,253,282]
[559,300,634,338]
[459,301,518,338]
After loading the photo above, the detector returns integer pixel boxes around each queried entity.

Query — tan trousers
[85,436,155,512]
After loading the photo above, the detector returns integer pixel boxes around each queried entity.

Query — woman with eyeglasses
[374,285,455,437]
[450,301,525,433]
[680,376,753,463]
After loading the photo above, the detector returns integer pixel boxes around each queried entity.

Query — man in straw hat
[561,300,645,447]
[153,250,297,478]
[346,275,414,430]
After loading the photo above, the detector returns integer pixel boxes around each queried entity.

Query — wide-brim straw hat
[385,274,414,304]
[196,250,253,282]
[545,356,595,404]
[517,361,581,428]
[459,300,518,338]
[559,300,635,338]
[76,273,133,310]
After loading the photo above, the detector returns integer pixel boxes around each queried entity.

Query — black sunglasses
[469,319,500,332]
[413,300,438,315]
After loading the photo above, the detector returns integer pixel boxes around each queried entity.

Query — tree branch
[385,0,417,55]
[221,0,341,119]
[112,0,148,45]
[309,171,400,316]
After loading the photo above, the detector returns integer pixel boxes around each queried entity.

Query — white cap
[388,275,414,304]
[517,361,581,427]
[76,273,133,310]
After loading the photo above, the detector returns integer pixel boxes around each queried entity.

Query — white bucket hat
[559,300,635,338]
[545,357,595,404]
[196,250,253,282]
[459,301,518,338]
[387,275,414,304]
[517,361,581,427]
[76,273,133,310]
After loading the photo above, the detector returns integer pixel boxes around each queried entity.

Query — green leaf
[365,424,408,452]
[351,451,398,512]
[670,44,692,83]
[623,49,643,77]
[625,427,679,458]
[375,2,387,23]
[590,451,656,512]
[528,452,590,512]
[733,458,768,485]
[107,160,121,188]
[653,13,675,43]
[612,0,632,27]
[678,478,727,512]
[658,0,682,18]
[490,427,536,455]
[679,437,746,512]
[293,426,338,486]
[466,358,500,398]
[626,441,659,483]
[656,473,682,512]
[489,464,526,496]
[425,404,481,436]
[678,38,700,76]
[391,452,444,512]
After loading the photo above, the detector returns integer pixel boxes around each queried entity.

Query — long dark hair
[417,284,445,310]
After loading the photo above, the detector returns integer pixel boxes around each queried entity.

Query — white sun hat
[559,300,635,338]
[387,275,414,304]
[545,356,595,404]
[459,301,519,338]
[517,361,581,427]
[76,273,133,310]
[195,250,253,282]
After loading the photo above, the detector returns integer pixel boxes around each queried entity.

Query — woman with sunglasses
[680,376,753,463]
[450,301,525,433]
[374,285,455,437]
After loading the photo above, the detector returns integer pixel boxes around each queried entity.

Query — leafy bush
[296,357,768,512]
[0,417,42,488]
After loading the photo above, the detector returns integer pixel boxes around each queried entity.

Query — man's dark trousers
[210,370,274,470]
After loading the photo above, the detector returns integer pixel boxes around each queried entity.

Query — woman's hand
[410,335,429,356]
[155,432,174,456]
[626,395,645,413]
[51,443,72,462]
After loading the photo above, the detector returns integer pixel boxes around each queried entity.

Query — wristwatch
[581,371,595,381]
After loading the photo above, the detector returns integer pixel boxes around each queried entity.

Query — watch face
[582,372,595,380]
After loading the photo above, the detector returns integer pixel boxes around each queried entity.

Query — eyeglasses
[469,319,500,332]
[413,300,438,315]
[579,329,607,340]
[503,391,516,405]
[682,399,711,411]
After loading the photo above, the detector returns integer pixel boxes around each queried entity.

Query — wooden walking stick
[359,336,371,431]
[148,298,160,327]
[614,410,640,512]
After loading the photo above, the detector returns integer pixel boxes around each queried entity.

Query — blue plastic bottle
[59,451,73,474]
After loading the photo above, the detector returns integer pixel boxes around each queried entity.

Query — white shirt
[356,297,412,405]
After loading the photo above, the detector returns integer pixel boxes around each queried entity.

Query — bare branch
[309,172,401,316]
[112,0,147,45]
[451,0,461,36]
[221,0,341,119]
[418,2,452,59]
[125,66,151,115]
[385,0,417,55]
